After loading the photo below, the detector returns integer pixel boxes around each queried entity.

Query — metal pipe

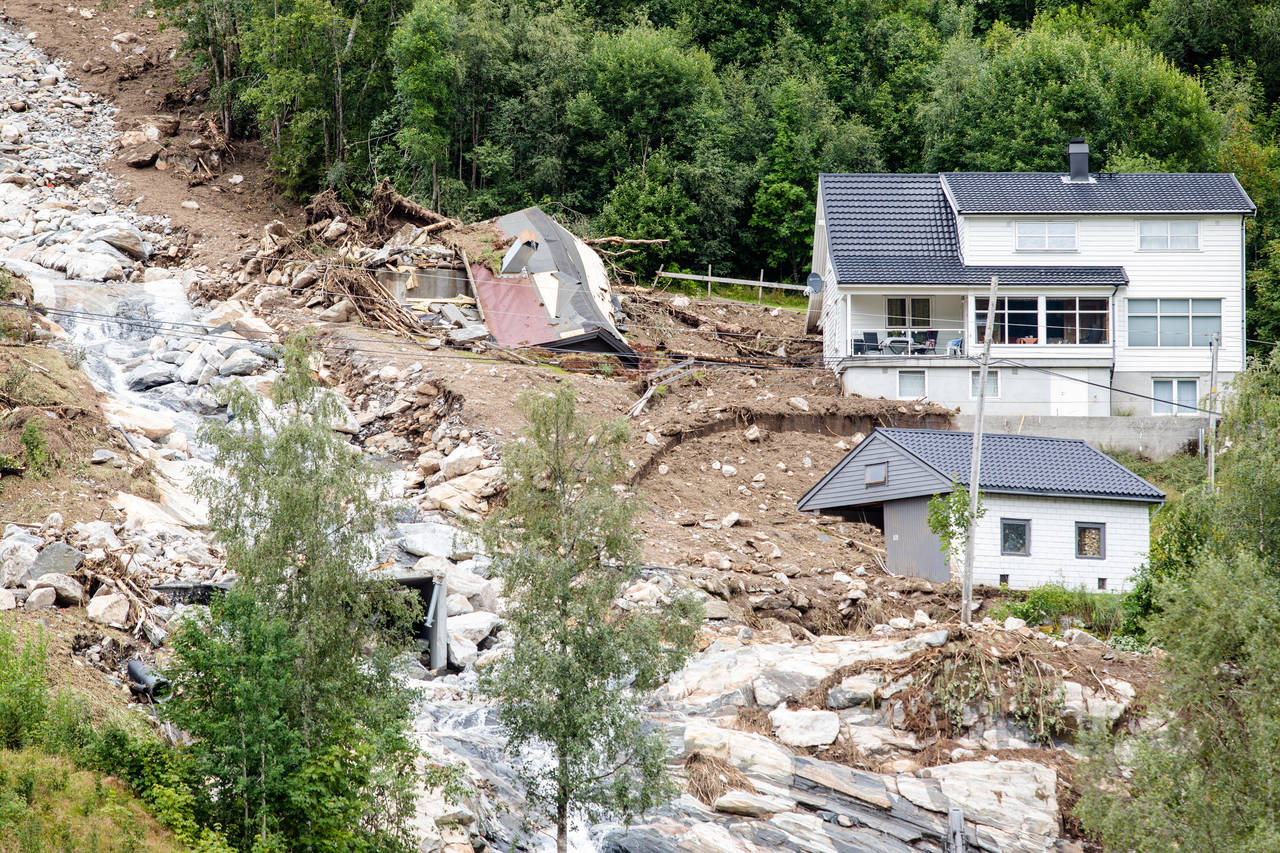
[127,659,171,701]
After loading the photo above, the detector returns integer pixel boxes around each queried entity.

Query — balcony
[849,328,966,357]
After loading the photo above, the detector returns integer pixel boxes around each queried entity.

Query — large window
[1001,519,1030,556]
[897,370,926,398]
[1046,297,1109,344]
[976,297,1039,344]
[970,369,1000,398]
[1076,522,1106,559]
[1153,378,1198,415]
[887,297,931,329]
[1127,299,1221,347]
[1016,221,1077,251]
[1139,220,1199,250]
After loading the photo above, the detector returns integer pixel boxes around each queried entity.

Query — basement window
[864,462,888,485]
[1097,578,1108,591]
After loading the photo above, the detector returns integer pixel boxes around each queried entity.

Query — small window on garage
[1076,522,1106,559]
[864,462,887,485]
[1001,519,1030,556]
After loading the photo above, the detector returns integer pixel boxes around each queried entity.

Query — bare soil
[0,345,147,527]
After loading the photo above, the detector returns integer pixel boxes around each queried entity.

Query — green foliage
[0,625,47,750]
[926,480,985,564]
[20,420,53,476]
[1077,551,1280,850]
[479,385,701,849]
[993,584,1122,635]
[185,332,420,851]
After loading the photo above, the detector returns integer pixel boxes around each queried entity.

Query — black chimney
[1068,137,1089,182]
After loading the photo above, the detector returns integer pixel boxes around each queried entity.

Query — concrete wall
[970,494,1153,592]
[953,413,1205,460]
[840,362,1113,417]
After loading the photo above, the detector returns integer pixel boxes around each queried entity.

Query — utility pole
[962,276,998,626]
[1208,332,1219,490]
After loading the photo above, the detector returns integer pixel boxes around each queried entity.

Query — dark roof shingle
[819,173,1128,286]
[877,428,1165,502]
[940,172,1256,215]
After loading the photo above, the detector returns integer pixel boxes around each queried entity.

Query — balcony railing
[848,328,966,357]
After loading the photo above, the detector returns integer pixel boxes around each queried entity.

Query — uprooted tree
[479,385,701,853]
[166,333,421,851]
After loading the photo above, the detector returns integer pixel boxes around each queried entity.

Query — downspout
[1109,282,1120,414]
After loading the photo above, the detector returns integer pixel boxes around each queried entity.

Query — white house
[806,139,1255,417]
[796,428,1165,591]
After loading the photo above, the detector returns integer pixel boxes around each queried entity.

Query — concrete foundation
[953,413,1206,460]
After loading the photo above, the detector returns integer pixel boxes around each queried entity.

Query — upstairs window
[1016,221,1077,251]
[1139,220,1199,250]
[1046,297,1109,344]
[1128,299,1221,347]
[864,463,888,485]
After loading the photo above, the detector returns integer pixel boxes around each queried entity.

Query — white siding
[958,214,1246,375]
[970,494,1152,591]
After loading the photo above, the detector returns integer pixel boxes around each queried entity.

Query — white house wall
[958,214,1246,377]
[840,362,1113,416]
[970,494,1153,592]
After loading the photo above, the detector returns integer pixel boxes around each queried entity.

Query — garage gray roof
[941,172,1256,215]
[877,428,1165,502]
[819,174,1127,286]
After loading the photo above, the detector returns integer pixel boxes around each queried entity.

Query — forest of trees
[156,0,1280,333]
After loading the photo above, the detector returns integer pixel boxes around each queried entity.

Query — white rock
[219,348,266,376]
[788,396,810,412]
[768,705,840,747]
[888,616,913,630]
[445,593,473,616]
[87,592,130,625]
[440,444,485,479]
[721,512,740,528]
[73,521,121,550]
[1003,616,1028,631]
[0,588,14,610]
[101,398,173,440]
[448,611,502,644]
[712,789,795,817]
[913,608,933,626]
[34,572,83,605]
[721,465,737,478]
[181,200,199,211]
[25,587,56,610]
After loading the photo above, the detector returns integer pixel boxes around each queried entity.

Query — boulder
[29,542,85,580]
[712,789,795,817]
[34,572,83,605]
[24,586,56,610]
[445,593,473,616]
[87,592,130,625]
[318,299,354,323]
[218,349,265,377]
[913,760,1060,841]
[0,589,15,610]
[73,521,121,550]
[0,540,39,587]
[177,349,205,384]
[788,396,810,412]
[398,521,478,560]
[90,448,120,465]
[448,611,502,644]
[101,398,174,440]
[65,252,124,282]
[827,673,883,709]
[120,142,161,167]
[753,662,829,709]
[1063,628,1105,648]
[440,444,485,480]
[768,705,840,747]
[125,361,177,391]
[448,633,478,669]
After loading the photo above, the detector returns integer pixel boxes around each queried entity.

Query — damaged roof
[470,207,636,365]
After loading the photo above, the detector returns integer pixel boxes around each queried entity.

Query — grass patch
[1103,448,1206,501]
[993,583,1124,637]
[0,748,184,853]
[656,277,808,311]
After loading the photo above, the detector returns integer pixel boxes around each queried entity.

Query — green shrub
[0,624,48,748]
[994,584,1123,636]
[20,420,54,476]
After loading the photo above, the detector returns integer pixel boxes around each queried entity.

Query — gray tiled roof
[877,428,1165,502]
[819,173,1128,286]
[831,257,1127,286]
[941,172,1256,215]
